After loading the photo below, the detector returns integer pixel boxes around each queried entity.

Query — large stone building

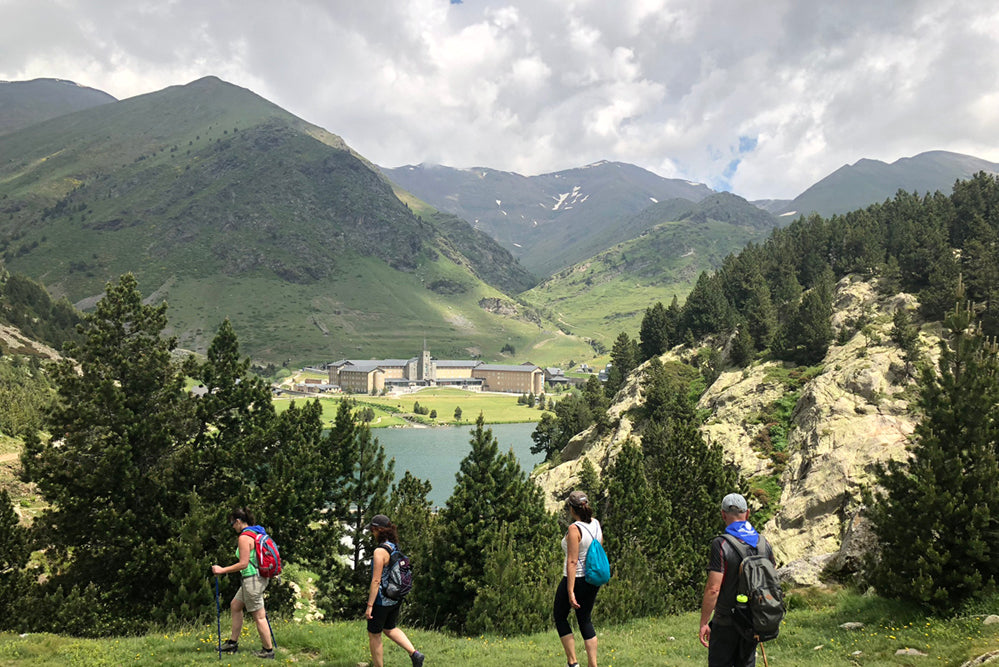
[328,347,544,395]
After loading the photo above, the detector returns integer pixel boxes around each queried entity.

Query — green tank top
[238,533,259,577]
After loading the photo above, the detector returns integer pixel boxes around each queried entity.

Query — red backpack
[241,526,282,578]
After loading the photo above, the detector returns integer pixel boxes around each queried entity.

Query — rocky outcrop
[768,277,935,565]
[535,275,939,575]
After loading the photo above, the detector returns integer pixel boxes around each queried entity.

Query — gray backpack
[722,534,785,642]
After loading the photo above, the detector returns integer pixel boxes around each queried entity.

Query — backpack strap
[576,520,601,543]
[721,533,756,562]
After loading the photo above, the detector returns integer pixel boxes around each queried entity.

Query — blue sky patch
[738,135,758,154]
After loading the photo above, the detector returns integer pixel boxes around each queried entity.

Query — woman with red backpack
[211,508,275,660]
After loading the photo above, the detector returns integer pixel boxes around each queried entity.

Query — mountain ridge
[0,77,116,136]
[779,149,999,217]
[0,77,578,365]
[381,160,715,275]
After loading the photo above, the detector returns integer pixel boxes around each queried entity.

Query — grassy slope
[158,253,588,367]
[2,588,997,666]
[522,218,767,345]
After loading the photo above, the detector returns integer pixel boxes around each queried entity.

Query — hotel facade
[328,347,544,395]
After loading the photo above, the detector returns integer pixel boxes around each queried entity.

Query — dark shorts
[708,620,758,667]
[367,603,401,634]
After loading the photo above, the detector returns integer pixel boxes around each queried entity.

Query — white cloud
[2,0,998,199]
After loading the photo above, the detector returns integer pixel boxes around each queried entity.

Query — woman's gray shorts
[233,574,269,613]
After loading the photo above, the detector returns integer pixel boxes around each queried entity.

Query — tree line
[625,172,999,372]
[0,274,741,637]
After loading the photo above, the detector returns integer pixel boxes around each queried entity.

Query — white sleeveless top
[561,519,602,578]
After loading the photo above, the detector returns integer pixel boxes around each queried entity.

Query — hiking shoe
[220,639,238,654]
[253,647,275,659]
[411,650,425,666]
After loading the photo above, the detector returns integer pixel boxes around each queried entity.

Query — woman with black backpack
[365,514,425,667]
[553,491,603,667]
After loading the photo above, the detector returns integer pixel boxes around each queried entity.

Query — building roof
[475,363,541,372]
[435,360,482,368]
[334,359,410,369]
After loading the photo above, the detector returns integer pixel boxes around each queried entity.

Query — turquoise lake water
[373,422,541,507]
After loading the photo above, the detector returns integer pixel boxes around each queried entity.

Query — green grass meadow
[274,388,553,427]
[2,588,997,666]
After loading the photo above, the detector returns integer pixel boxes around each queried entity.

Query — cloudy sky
[3,0,998,199]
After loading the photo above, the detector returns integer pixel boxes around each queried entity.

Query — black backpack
[722,534,785,642]
[378,542,413,601]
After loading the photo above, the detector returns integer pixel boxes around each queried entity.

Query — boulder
[827,510,878,575]
[777,553,834,587]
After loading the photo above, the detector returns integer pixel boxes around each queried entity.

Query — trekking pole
[214,575,222,660]
[759,640,770,667]
[265,610,276,649]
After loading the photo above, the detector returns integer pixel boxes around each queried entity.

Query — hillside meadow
[2,587,998,666]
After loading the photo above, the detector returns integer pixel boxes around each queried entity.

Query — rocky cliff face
[534,275,938,577]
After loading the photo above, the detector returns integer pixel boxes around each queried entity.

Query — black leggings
[553,576,599,640]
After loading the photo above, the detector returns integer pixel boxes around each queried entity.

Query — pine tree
[256,399,329,565]
[345,424,395,582]
[729,323,755,366]
[744,279,777,351]
[421,414,556,631]
[607,331,638,397]
[577,457,601,502]
[386,472,438,621]
[21,274,197,628]
[551,391,595,451]
[0,489,30,630]
[866,296,999,612]
[465,523,560,635]
[312,402,361,617]
[583,374,610,431]
[184,318,276,509]
[596,439,672,620]
[679,271,731,340]
[776,268,834,364]
[530,411,560,461]
[639,301,673,362]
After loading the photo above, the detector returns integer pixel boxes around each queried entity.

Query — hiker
[698,493,776,667]
[365,514,425,667]
[553,490,603,667]
[211,508,275,660]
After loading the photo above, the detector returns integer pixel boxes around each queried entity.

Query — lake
[373,422,542,507]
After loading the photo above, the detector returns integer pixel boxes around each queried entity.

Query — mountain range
[0,77,580,365]
[1,74,996,365]
[381,161,714,275]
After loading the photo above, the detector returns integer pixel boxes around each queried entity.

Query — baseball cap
[721,493,748,514]
[568,490,589,507]
[364,514,391,530]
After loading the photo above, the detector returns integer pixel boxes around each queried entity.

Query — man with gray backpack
[698,493,784,667]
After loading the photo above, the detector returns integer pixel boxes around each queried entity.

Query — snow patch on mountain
[551,185,587,211]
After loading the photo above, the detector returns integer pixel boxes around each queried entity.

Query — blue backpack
[577,521,610,586]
